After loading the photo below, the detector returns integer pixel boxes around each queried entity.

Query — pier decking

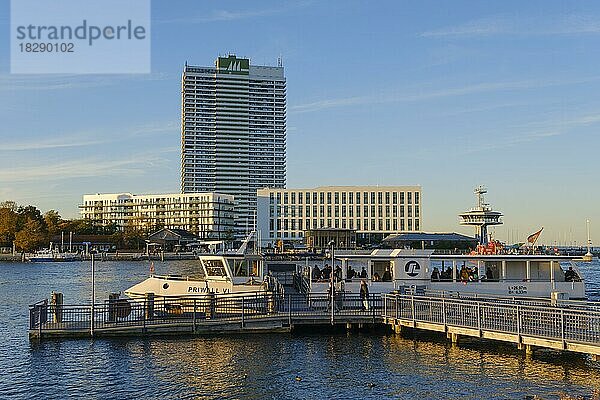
[29,292,600,359]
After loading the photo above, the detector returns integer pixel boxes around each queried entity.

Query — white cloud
[0,148,177,183]
[290,76,600,113]
[0,120,178,152]
[0,73,172,92]
[421,14,600,38]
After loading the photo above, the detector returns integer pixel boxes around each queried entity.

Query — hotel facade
[80,192,235,239]
[257,186,422,245]
[181,55,286,236]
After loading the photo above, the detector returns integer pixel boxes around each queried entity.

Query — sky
[0,0,599,245]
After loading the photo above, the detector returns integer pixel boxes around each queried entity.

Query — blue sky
[0,0,599,245]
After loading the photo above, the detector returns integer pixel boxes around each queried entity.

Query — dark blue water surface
[0,260,599,399]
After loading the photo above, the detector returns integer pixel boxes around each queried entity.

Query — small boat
[28,249,79,262]
[124,253,282,299]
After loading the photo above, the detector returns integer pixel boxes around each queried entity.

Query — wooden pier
[29,292,600,360]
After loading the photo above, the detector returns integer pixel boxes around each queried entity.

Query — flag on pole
[149,261,155,274]
[527,227,544,244]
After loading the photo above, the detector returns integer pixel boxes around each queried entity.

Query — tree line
[0,201,148,252]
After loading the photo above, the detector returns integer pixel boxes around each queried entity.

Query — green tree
[0,206,19,245]
[14,218,47,252]
[44,210,62,236]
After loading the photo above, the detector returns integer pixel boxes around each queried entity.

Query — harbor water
[0,260,599,399]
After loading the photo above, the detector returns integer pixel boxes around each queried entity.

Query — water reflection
[1,260,600,399]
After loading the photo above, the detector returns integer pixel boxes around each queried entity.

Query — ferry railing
[29,292,385,335]
[383,294,600,346]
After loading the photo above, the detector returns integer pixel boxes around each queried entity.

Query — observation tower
[459,185,503,244]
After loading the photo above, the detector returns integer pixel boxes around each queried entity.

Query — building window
[296,192,301,204]
[306,192,310,204]
[371,192,376,204]
[363,192,368,204]
[349,192,353,204]
[400,206,405,217]
[327,205,332,218]
[408,219,413,231]
[408,206,412,218]
[356,192,360,204]
[400,192,405,204]
[408,192,412,204]
[334,192,339,204]
[371,219,376,230]
[393,192,397,203]
[378,192,383,204]
[284,193,288,204]
[320,192,325,204]
[401,220,405,231]
[356,206,360,217]
[415,192,420,205]
[356,220,361,230]
[393,220,397,230]
[415,220,420,231]
[415,205,420,217]
[334,206,339,217]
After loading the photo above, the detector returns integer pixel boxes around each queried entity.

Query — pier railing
[29,292,383,337]
[382,294,600,347]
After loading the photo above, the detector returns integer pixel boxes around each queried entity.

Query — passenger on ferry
[360,279,369,310]
[460,266,470,282]
[347,266,356,280]
[312,265,321,281]
[470,267,479,282]
[440,267,452,281]
[334,265,343,282]
[382,268,392,282]
[360,267,368,279]
[485,268,494,281]
[322,265,331,280]
[373,272,381,282]
[565,267,580,282]
[431,267,440,282]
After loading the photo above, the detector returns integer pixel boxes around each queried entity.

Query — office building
[257,186,422,246]
[181,55,286,236]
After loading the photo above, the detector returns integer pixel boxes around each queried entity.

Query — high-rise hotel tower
[181,55,286,235]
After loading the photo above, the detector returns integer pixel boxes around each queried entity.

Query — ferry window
[204,259,228,277]
[231,259,250,276]
[372,261,392,281]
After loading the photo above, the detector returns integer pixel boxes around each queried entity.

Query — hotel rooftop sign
[216,56,249,75]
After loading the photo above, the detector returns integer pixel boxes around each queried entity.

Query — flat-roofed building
[257,186,422,246]
[181,55,286,236]
[80,192,235,240]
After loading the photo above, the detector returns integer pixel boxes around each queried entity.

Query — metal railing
[29,293,383,337]
[383,294,600,346]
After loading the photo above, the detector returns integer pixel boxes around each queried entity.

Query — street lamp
[328,240,335,325]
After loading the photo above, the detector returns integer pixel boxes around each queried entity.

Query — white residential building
[181,55,286,236]
[80,192,235,239]
[257,186,422,245]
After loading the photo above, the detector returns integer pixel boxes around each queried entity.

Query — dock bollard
[145,293,154,321]
[108,293,120,322]
[50,292,63,323]
[208,293,215,319]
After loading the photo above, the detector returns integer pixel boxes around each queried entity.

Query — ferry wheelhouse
[301,249,586,300]
[124,253,281,299]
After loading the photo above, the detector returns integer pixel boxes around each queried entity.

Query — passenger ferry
[124,253,282,299]
[28,249,79,262]
[301,249,587,300]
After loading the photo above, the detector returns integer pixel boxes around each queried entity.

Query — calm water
[0,260,599,399]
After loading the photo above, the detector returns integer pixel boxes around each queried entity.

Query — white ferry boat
[302,249,586,300]
[124,253,282,299]
[28,249,79,262]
